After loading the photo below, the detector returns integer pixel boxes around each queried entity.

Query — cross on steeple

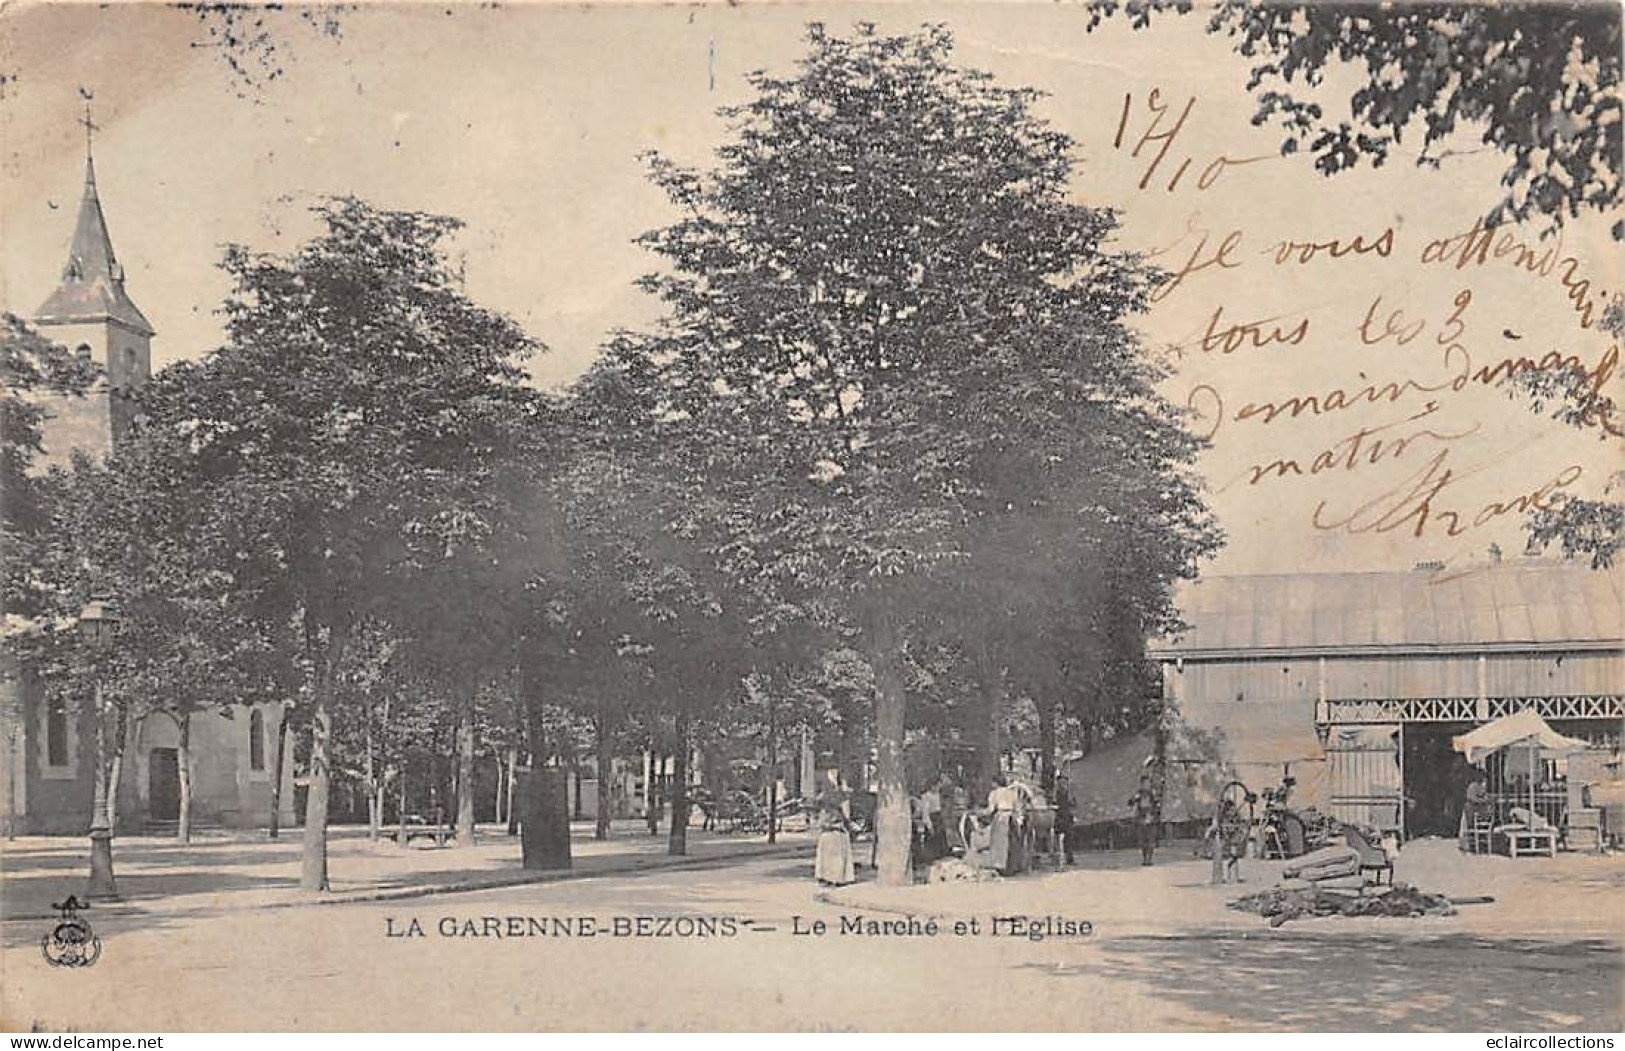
[77,87,97,165]
[37,85,152,333]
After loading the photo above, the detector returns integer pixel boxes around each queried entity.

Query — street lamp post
[80,597,120,901]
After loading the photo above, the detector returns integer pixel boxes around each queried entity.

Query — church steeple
[36,101,153,336]
[32,91,154,460]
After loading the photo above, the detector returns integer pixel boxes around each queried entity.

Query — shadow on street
[1023,932,1622,1031]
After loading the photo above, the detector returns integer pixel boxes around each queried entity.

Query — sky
[2,1,1619,578]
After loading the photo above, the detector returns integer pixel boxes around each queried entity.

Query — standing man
[1129,772,1160,867]
[919,776,948,861]
[1053,774,1077,865]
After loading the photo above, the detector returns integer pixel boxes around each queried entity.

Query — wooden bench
[1498,826,1557,858]
[401,824,453,848]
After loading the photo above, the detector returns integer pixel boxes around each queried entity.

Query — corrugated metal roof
[1154,560,1625,654]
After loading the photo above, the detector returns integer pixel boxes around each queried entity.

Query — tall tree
[546,353,743,851]
[624,24,1215,884]
[121,198,540,889]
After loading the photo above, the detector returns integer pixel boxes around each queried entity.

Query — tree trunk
[507,749,521,835]
[867,606,912,887]
[396,764,410,847]
[111,709,141,834]
[494,753,506,828]
[364,748,379,842]
[668,713,690,856]
[799,727,816,802]
[519,766,570,870]
[105,742,124,836]
[455,692,476,847]
[1038,694,1057,797]
[302,614,349,890]
[301,690,333,891]
[593,712,613,841]
[176,711,193,844]
[362,702,381,841]
[1151,691,1171,806]
[766,701,779,845]
[571,763,583,822]
[971,642,1002,802]
[268,706,289,839]
[640,747,653,838]
[5,723,17,840]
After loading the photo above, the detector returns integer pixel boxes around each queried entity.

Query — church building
[1,136,295,836]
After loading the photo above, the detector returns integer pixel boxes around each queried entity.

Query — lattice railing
[1486,695,1623,721]
[1324,695,1622,724]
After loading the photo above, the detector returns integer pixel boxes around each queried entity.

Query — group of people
[813,768,1168,885]
[811,774,971,886]
[910,774,957,866]
[962,774,1041,875]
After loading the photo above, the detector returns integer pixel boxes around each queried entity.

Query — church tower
[33,109,154,462]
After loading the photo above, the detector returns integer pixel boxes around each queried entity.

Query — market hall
[1143,556,1624,852]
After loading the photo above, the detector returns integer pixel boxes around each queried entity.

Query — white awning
[1452,707,1591,766]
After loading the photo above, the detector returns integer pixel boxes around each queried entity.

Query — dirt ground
[3,838,1619,1031]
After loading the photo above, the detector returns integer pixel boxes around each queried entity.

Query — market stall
[1452,709,1590,856]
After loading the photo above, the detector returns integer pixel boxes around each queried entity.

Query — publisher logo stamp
[41,895,101,969]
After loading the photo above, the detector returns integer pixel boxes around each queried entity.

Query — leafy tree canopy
[1093,1,1622,236]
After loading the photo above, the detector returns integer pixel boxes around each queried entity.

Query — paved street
[4,845,1620,1031]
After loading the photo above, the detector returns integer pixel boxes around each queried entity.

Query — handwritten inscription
[1358,290,1472,348]
[1312,450,1584,541]
[1113,90,1273,194]
[1189,332,1617,444]
[1106,81,1617,555]
[1244,404,1481,487]
[1152,223,1244,303]
[1197,305,1310,356]
[1271,228,1395,266]
[1421,219,1612,331]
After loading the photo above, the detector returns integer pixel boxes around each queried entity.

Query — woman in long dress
[814,797,855,886]
[987,775,1026,875]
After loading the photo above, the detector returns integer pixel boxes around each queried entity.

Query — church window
[249,709,265,771]
[46,699,69,767]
